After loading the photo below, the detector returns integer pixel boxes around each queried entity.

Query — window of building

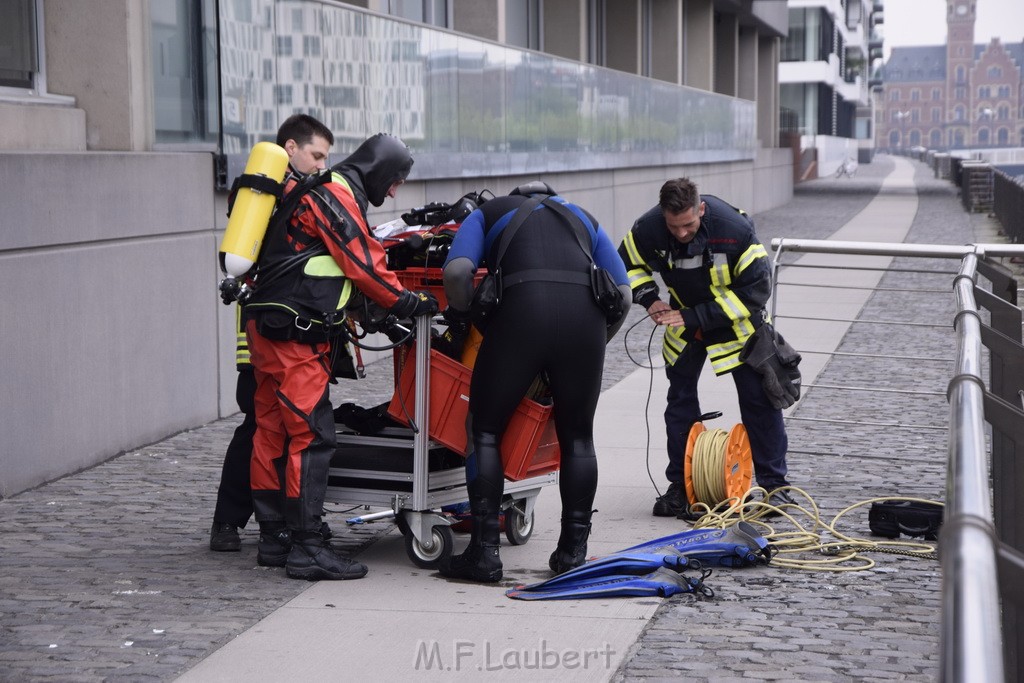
[0,0,37,89]
[273,84,292,105]
[954,105,965,121]
[932,108,941,122]
[890,90,900,101]
[387,0,450,28]
[955,86,966,99]
[997,127,1008,145]
[640,0,652,77]
[506,0,542,51]
[0,0,68,103]
[911,89,920,101]
[587,0,606,66]
[930,130,941,146]
[782,8,831,63]
[998,105,1009,119]
[979,128,989,145]
[150,0,219,146]
[998,85,1010,98]
[979,85,990,98]
[303,35,320,58]
[932,88,941,100]
[988,65,1002,78]
[817,9,834,62]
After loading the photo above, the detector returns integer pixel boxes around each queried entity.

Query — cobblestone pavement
[0,156,1005,682]
[615,156,1003,682]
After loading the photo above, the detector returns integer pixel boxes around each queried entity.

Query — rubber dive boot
[440,435,504,583]
[548,511,593,575]
[439,512,502,583]
[285,531,368,581]
[256,524,292,567]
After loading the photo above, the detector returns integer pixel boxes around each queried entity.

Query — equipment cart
[325,314,560,569]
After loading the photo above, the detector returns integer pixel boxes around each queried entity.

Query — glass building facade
[151,0,757,187]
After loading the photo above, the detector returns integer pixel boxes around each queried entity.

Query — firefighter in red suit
[244,133,438,581]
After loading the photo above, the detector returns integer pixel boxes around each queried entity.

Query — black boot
[285,531,368,581]
[210,521,241,552]
[439,489,502,582]
[439,534,502,583]
[256,523,292,567]
[548,511,594,575]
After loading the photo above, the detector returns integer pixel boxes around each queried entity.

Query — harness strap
[490,197,542,268]
[236,173,285,197]
[503,269,590,288]
[249,169,335,291]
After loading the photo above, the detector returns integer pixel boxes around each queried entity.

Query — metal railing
[770,238,1024,683]
[993,169,1024,245]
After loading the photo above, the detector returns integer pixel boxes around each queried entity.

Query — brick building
[879,0,1023,150]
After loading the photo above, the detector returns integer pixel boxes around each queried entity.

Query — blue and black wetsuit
[441,188,629,578]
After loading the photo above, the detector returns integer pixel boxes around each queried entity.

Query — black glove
[759,354,801,410]
[390,290,439,318]
[219,278,240,305]
[434,307,472,359]
[411,291,439,317]
[442,306,472,336]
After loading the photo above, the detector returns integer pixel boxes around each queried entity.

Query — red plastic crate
[387,349,560,481]
[391,267,485,311]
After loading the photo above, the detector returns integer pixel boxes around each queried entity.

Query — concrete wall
[0,152,218,498]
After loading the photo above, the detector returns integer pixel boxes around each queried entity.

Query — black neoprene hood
[334,133,414,207]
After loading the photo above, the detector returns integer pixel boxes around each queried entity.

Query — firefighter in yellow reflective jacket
[617,178,793,519]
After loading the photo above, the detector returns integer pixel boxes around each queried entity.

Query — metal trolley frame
[325,315,559,568]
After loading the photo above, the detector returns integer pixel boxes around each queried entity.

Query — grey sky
[881,0,1024,58]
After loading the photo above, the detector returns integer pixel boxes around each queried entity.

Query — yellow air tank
[218,142,290,277]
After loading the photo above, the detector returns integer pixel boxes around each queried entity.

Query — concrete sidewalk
[0,155,998,681]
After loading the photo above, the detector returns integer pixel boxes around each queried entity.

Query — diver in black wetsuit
[439,181,631,582]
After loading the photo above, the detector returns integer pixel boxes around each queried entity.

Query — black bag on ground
[868,500,943,540]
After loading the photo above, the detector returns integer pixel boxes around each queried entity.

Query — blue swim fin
[616,521,771,567]
[504,522,769,601]
[506,566,712,601]
[511,551,700,595]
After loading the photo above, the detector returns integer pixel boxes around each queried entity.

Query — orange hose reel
[683,422,753,507]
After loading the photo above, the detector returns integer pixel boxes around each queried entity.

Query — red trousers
[245,320,336,533]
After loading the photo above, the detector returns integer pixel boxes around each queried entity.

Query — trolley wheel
[504,501,534,546]
[404,524,454,569]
